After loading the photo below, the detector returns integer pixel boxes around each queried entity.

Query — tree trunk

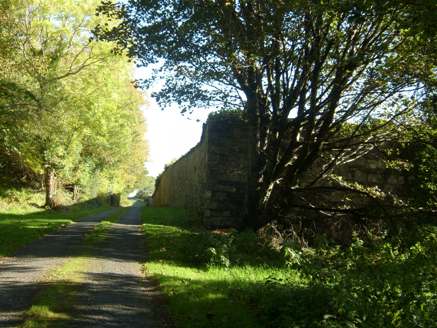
[44,166,56,208]
[241,90,263,231]
[73,184,79,203]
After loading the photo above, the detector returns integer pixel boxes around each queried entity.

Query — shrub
[180,228,282,268]
[276,228,437,327]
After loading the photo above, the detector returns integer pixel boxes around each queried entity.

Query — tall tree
[97,0,436,229]
[0,0,149,206]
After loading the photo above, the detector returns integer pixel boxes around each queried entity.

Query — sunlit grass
[18,208,129,328]
[83,208,129,247]
[141,206,437,327]
[140,206,284,328]
[19,256,88,328]
[20,305,70,328]
[0,202,129,257]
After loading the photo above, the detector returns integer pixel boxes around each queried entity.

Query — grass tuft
[83,208,128,246]
[19,257,86,328]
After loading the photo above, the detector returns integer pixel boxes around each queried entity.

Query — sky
[137,67,216,177]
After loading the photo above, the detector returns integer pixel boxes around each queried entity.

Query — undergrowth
[142,206,437,328]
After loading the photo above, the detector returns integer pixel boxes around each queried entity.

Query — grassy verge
[0,203,118,257]
[141,207,276,328]
[141,207,437,327]
[19,207,129,328]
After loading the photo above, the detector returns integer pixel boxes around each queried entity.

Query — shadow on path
[0,203,161,328]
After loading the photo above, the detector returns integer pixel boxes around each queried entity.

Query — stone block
[215,173,230,182]
[354,170,367,182]
[214,192,227,201]
[217,185,237,192]
[213,211,231,217]
[229,172,246,181]
[353,158,367,167]
[206,180,218,189]
[341,173,353,181]
[208,162,220,171]
[221,218,237,227]
[388,175,404,184]
[205,200,218,209]
[203,217,224,227]
[339,163,350,171]
[382,184,394,193]
[377,160,387,169]
[368,174,381,183]
[368,160,379,169]
[330,191,346,202]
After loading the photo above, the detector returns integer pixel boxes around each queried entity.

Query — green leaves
[96,0,437,230]
[281,228,437,327]
[0,0,149,204]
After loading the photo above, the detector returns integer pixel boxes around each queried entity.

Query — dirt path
[0,202,163,327]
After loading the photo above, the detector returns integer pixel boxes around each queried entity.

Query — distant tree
[97,0,437,230]
[143,176,156,195]
[164,158,180,170]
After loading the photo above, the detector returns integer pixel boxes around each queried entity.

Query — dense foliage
[0,0,149,206]
[391,101,437,210]
[97,0,437,230]
[142,206,437,327]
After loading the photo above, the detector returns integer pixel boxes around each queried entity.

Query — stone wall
[151,116,248,227]
[151,116,407,228]
[286,147,408,225]
[203,117,248,227]
[150,125,208,214]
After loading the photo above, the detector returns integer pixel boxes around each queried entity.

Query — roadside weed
[141,206,437,327]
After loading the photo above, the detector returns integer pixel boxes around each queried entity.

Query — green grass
[141,206,282,328]
[0,203,117,257]
[141,206,437,328]
[83,208,129,246]
[18,206,130,328]
[19,257,87,328]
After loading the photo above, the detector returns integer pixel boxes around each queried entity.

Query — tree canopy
[97,0,437,229]
[0,0,149,207]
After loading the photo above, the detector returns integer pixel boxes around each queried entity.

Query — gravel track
[0,202,162,327]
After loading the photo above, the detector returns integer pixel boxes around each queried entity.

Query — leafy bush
[253,229,437,327]
[244,278,331,328]
[207,108,244,121]
[180,228,281,268]
[180,230,234,267]
[175,212,437,327]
